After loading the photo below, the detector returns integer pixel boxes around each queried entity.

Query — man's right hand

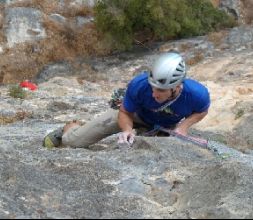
[117,131,135,146]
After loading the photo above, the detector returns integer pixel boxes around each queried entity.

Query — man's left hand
[174,127,188,136]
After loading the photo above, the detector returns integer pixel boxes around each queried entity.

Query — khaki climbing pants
[62,108,147,148]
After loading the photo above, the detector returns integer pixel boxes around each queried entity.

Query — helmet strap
[171,88,177,97]
[168,86,181,101]
[154,86,183,112]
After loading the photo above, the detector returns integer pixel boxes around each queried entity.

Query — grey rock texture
[225,26,253,50]
[71,0,95,7]
[0,121,253,218]
[4,7,46,47]
[233,115,253,150]
[35,62,75,84]
[49,13,67,25]
[219,0,241,20]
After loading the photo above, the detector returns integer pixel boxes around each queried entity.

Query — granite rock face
[4,7,46,47]
[0,119,253,218]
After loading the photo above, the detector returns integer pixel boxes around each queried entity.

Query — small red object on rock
[19,80,38,91]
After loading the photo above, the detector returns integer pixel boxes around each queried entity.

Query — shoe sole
[43,128,63,149]
[43,136,56,149]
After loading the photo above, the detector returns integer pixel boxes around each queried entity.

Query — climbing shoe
[43,127,63,149]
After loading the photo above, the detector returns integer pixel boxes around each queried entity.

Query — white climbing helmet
[148,52,186,90]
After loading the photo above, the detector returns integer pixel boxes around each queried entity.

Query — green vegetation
[8,85,27,99]
[235,108,245,120]
[94,0,236,50]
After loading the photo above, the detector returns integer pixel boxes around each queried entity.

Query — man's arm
[118,105,134,132]
[174,111,208,135]
[117,105,135,144]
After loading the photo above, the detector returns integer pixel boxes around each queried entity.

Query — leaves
[94,0,236,51]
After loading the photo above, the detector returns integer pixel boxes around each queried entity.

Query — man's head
[148,52,186,103]
[148,52,186,90]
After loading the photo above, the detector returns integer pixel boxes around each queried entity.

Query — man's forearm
[118,106,134,132]
[175,111,208,134]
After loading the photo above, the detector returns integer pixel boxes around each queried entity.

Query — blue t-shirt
[123,72,210,128]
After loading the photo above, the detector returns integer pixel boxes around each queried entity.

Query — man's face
[152,86,178,103]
